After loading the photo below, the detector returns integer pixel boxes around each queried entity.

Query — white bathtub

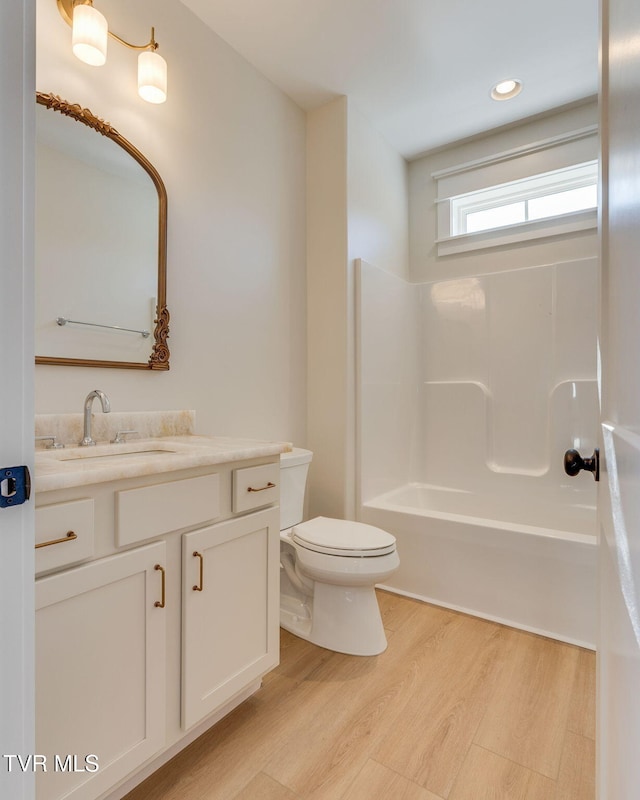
[361,483,597,648]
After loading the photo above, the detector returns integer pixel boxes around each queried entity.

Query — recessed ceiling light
[491,79,523,101]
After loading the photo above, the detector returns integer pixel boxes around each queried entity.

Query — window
[451,161,598,236]
[433,127,599,256]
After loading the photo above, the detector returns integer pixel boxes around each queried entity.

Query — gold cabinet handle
[247,482,276,493]
[35,530,77,549]
[154,564,166,608]
[193,551,204,592]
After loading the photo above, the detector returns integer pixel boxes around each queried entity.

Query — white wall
[306,97,408,518]
[306,98,349,518]
[347,105,409,280]
[34,0,307,445]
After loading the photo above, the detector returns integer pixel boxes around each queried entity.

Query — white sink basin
[43,440,184,466]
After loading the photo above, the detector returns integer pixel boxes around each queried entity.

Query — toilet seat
[292,516,396,557]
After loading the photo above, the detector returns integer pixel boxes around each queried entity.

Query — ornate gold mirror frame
[35,91,170,370]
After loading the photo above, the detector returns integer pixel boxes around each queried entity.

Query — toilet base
[280,582,388,656]
[280,593,312,639]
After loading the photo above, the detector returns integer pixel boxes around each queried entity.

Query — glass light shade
[72,4,108,67]
[138,51,167,104]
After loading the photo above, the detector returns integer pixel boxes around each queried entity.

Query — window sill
[436,208,597,256]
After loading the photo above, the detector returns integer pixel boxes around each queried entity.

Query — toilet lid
[292,517,396,557]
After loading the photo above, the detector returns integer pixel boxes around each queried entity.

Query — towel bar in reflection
[56,317,150,338]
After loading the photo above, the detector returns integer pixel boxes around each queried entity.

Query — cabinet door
[36,542,167,800]
[181,507,280,730]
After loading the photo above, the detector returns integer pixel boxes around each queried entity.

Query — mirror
[35,92,169,370]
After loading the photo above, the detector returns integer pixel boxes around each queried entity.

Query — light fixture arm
[110,27,158,53]
[56,0,159,51]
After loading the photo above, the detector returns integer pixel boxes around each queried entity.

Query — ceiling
[179,0,599,159]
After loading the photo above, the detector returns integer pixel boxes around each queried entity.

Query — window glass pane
[465,201,525,233]
[528,184,597,221]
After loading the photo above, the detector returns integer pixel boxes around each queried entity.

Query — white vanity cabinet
[181,507,280,729]
[36,542,167,800]
[34,451,282,800]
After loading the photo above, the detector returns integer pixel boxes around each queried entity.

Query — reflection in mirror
[35,93,169,369]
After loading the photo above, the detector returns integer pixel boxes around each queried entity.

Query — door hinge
[0,465,31,508]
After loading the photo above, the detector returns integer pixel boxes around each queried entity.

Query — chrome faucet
[79,389,111,446]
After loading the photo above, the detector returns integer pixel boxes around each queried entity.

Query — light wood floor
[123,591,595,800]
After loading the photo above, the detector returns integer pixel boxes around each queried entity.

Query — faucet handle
[36,435,65,450]
[111,430,139,444]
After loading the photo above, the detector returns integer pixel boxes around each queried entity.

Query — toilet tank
[279,447,313,530]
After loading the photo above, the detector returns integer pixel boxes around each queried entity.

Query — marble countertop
[35,435,291,493]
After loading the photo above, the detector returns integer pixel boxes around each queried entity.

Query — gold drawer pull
[193,551,204,592]
[154,564,166,608]
[247,482,276,493]
[35,530,77,550]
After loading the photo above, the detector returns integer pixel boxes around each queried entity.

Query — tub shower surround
[356,258,598,646]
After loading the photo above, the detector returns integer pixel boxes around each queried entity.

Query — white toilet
[279,448,399,656]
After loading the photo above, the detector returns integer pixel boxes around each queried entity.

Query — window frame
[451,161,598,236]
[433,127,599,256]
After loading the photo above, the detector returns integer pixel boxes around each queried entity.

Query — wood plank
[566,649,596,740]
[123,673,302,800]
[474,630,579,779]
[372,615,507,798]
[232,772,300,800]
[554,732,595,800]
[263,628,333,685]
[448,745,556,800]
[377,589,427,633]
[264,603,459,798]
[342,759,443,800]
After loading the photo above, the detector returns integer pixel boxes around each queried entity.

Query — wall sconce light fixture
[56,0,167,104]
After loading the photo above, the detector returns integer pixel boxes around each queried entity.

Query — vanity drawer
[35,498,94,575]
[116,473,220,546]
[232,463,279,513]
